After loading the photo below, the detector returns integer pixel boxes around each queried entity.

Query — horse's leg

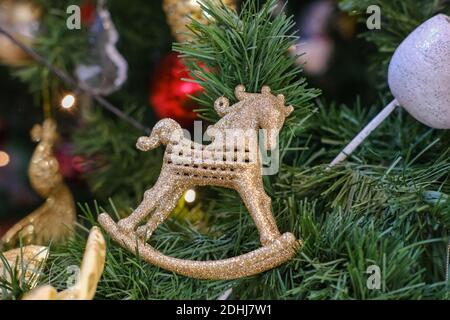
[236,176,281,246]
[256,178,281,237]
[117,172,175,233]
[135,184,185,239]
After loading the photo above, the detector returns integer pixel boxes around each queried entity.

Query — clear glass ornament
[75,0,128,96]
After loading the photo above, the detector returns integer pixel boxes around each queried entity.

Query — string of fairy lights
[0,26,199,205]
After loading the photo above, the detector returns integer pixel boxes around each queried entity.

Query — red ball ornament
[80,0,96,26]
[55,142,83,181]
[149,53,203,127]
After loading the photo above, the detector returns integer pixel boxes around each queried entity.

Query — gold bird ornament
[99,85,300,280]
[1,119,76,249]
[22,227,106,300]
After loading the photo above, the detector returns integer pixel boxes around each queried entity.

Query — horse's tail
[136,118,182,151]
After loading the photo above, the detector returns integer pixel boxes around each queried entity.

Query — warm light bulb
[185,189,196,203]
[0,151,10,167]
[61,94,76,109]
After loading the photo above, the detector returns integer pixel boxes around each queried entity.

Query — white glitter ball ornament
[330,14,450,167]
[388,14,450,129]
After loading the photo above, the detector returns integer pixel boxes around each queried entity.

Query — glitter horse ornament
[99,85,301,279]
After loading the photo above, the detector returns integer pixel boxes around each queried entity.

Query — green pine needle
[3,0,450,300]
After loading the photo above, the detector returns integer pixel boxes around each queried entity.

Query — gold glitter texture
[22,227,106,300]
[388,14,450,129]
[163,0,236,42]
[0,245,48,291]
[99,85,301,280]
[1,119,76,248]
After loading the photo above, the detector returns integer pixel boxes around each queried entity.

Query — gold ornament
[1,119,76,249]
[0,245,48,291]
[0,0,41,65]
[22,227,106,300]
[99,85,300,280]
[163,0,236,42]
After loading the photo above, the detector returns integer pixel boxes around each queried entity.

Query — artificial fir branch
[12,0,88,103]
[3,0,450,300]
[339,0,450,85]
[0,27,149,134]
[174,0,320,123]
[73,106,163,212]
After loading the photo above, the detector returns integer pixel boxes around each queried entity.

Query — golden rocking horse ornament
[99,85,301,280]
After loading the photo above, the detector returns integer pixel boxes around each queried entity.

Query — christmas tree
[0,0,449,300]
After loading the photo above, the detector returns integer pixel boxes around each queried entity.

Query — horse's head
[234,85,293,150]
[212,85,294,150]
[259,87,293,150]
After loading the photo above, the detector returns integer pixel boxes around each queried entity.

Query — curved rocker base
[98,213,301,280]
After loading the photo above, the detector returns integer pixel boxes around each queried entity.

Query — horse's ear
[262,86,271,94]
[214,97,230,117]
[285,105,294,117]
[235,85,247,100]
